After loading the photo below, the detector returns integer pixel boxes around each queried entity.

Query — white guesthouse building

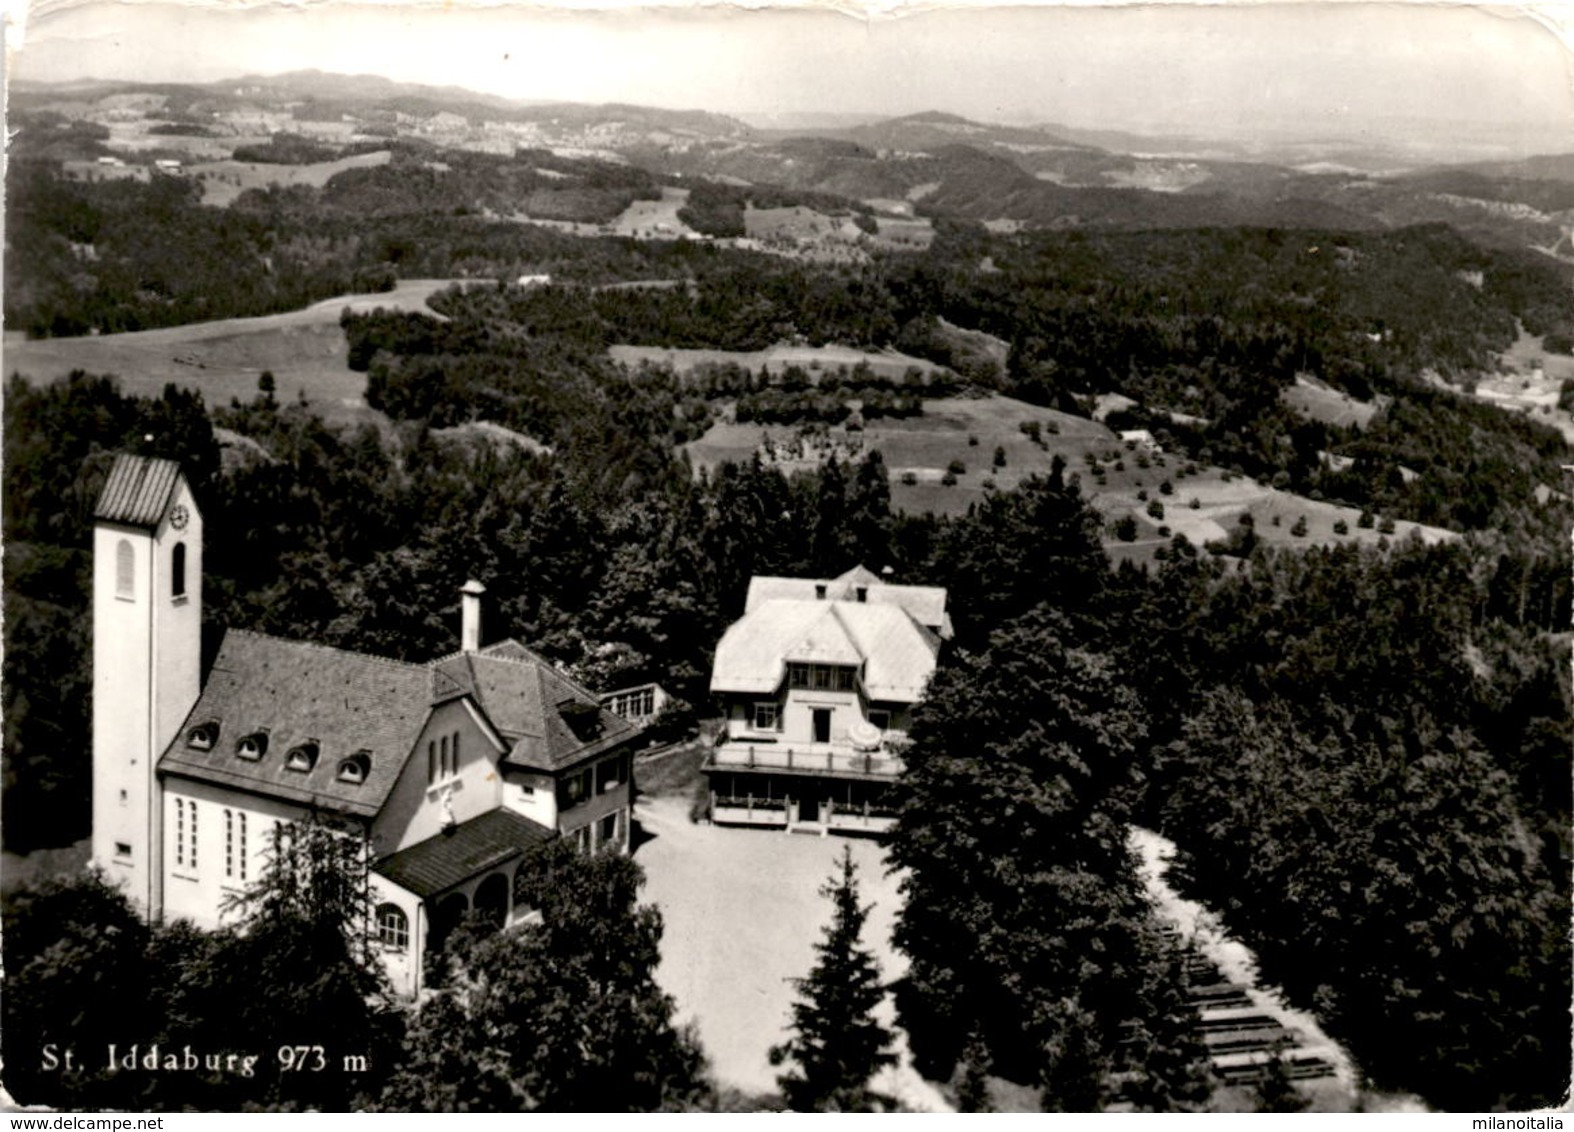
[703,566,950,834]
[91,454,641,996]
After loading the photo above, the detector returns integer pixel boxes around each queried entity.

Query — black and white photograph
[1,0,1571,1115]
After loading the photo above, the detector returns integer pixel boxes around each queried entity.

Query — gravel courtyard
[633,793,949,1110]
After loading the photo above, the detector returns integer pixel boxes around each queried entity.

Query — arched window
[116,539,135,598]
[285,742,318,773]
[236,733,268,761]
[375,904,409,950]
[171,542,187,599]
[338,752,371,785]
[428,741,436,785]
[440,736,449,779]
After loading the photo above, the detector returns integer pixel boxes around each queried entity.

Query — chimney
[460,579,485,653]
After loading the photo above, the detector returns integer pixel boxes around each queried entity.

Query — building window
[836,667,856,691]
[599,810,620,849]
[562,768,593,808]
[440,735,449,779]
[239,813,247,881]
[115,539,134,598]
[187,722,218,751]
[236,733,267,760]
[752,702,780,731]
[596,755,624,794]
[575,825,592,854]
[171,542,187,599]
[855,586,868,603]
[812,665,832,690]
[376,904,409,950]
[789,664,810,689]
[338,755,369,785]
[814,584,827,599]
[428,741,436,784]
[453,732,460,771]
[285,743,318,773]
[114,842,132,859]
[225,809,234,877]
[175,799,198,870]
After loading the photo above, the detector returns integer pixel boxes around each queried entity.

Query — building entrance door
[799,793,820,822]
[812,708,831,744]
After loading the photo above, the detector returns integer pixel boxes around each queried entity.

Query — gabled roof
[710,597,942,703]
[373,808,555,898]
[94,454,182,529]
[431,640,639,773]
[744,565,951,639]
[158,630,432,817]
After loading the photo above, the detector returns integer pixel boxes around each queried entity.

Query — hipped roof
[710,598,941,703]
[432,640,640,773]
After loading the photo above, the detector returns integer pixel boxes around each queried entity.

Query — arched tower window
[115,539,135,598]
[172,542,187,599]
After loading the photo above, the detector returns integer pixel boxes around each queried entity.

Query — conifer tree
[770,847,896,1111]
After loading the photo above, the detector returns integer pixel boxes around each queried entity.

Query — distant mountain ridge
[10,71,1573,256]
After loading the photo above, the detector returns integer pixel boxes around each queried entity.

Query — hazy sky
[7,0,1573,149]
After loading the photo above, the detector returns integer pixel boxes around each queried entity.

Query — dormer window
[186,722,219,751]
[558,699,603,742]
[285,742,319,773]
[338,751,371,785]
[236,732,268,761]
[815,584,827,600]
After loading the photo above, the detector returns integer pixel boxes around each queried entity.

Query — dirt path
[633,794,949,1109]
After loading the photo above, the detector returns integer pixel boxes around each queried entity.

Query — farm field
[1467,326,1574,442]
[184,149,393,207]
[1281,374,1383,428]
[685,392,1453,560]
[609,342,944,380]
[4,278,456,427]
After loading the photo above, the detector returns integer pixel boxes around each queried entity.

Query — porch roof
[373,808,555,898]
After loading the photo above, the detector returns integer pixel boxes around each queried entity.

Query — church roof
[94,454,183,529]
[373,808,555,898]
[158,630,433,817]
[431,640,640,773]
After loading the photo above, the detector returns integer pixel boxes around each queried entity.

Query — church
[91,454,641,997]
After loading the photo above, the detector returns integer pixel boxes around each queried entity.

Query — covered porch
[702,767,901,835]
[372,808,556,996]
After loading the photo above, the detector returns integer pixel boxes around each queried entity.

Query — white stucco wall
[371,699,504,856]
[501,766,559,830]
[92,477,202,918]
[160,777,316,929]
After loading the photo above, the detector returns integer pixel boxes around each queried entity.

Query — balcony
[708,736,904,779]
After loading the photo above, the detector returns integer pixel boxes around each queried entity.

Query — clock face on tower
[169,504,189,531]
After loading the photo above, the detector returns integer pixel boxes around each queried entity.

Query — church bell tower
[91,455,203,918]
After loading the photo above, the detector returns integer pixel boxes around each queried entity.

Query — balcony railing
[710,739,904,778]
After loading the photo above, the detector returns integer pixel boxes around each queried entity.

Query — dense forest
[4,369,1566,1109]
[5,135,1572,1109]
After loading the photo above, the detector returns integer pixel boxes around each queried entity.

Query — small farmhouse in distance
[704,566,949,834]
